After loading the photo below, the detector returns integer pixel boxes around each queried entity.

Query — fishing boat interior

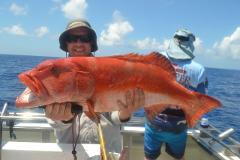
[0,102,239,160]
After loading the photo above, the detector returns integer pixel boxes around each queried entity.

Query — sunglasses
[174,35,190,42]
[66,34,91,43]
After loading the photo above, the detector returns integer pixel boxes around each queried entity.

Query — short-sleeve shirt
[161,51,207,90]
[146,51,208,132]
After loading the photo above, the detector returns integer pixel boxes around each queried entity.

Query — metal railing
[0,102,49,160]
[195,123,240,158]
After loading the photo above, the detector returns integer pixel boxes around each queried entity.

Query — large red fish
[16,52,221,127]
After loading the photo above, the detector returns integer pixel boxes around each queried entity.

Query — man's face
[66,27,92,57]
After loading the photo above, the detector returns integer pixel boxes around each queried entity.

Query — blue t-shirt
[147,51,208,132]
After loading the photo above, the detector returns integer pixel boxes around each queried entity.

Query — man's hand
[45,102,74,121]
[117,88,145,121]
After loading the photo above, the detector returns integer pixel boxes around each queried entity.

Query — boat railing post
[0,118,2,160]
[218,128,235,140]
[0,102,9,160]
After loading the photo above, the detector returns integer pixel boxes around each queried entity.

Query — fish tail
[185,92,222,128]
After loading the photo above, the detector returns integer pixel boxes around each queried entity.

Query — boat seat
[2,142,100,160]
[13,122,53,130]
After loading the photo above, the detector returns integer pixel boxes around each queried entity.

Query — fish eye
[50,66,61,77]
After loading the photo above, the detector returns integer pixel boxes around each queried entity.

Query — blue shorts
[144,122,187,159]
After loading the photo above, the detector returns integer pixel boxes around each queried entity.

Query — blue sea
[0,54,239,141]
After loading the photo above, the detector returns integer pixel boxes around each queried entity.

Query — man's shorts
[144,122,187,159]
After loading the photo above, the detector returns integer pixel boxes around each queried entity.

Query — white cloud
[133,38,169,51]
[9,3,27,15]
[3,25,27,36]
[49,6,59,14]
[35,26,49,37]
[132,36,206,55]
[193,37,204,55]
[213,27,240,59]
[61,0,87,19]
[194,37,203,49]
[100,11,134,46]
[49,0,62,14]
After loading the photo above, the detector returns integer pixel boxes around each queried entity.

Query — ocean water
[0,54,239,141]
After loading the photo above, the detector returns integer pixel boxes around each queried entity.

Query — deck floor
[2,126,218,160]
[122,133,218,160]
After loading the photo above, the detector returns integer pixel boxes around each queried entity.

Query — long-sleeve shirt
[48,111,123,153]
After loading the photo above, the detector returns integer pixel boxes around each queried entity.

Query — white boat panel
[14,122,52,129]
[2,142,100,160]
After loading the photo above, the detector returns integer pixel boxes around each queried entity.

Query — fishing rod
[86,104,108,160]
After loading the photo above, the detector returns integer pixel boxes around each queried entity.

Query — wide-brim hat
[167,29,195,60]
[59,19,98,52]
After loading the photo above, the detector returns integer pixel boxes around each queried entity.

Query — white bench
[2,142,100,160]
[14,122,52,129]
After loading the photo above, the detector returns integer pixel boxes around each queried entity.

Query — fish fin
[144,93,221,128]
[111,52,176,79]
[185,92,222,128]
[84,100,100,122]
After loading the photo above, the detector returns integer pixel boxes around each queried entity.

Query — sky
[0,0,240,70]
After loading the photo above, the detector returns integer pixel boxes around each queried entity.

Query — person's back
[144,29,208,160]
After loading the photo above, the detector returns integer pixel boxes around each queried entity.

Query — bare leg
[175,157,185,160]
[144,157,156,160]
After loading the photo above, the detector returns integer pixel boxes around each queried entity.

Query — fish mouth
[15,87,39,108]
[18,72,42,97]
[16,72,49,108]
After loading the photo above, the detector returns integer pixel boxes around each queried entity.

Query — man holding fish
[16,20,221,159]
[44,19,145,154]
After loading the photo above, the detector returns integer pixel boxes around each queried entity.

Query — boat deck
[0,111,239,160]
[1,127,217,160]
[121,126,217,160]
[121,117,240,160]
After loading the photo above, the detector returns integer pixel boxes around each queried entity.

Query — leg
[144,122,163,160]
[164,130,187,160]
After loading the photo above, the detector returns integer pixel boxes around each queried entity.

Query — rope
[71,114,81,160]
